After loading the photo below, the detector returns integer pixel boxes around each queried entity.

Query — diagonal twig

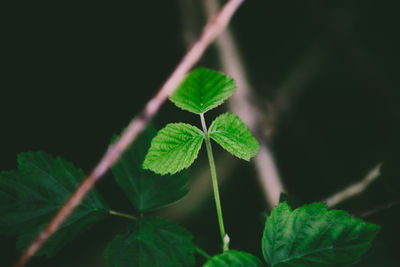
[16,1,245,266]
[356,199,400,218]
[324,163,382,208]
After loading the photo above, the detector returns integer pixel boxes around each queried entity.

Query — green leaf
[103,217,195,267]
[204,250,263,267]
[143,123,204,175]
[169,67,236,114]
[0,151,108,257]
[112,126,189,212]
[262,202,380,267]
[209,113,259,161]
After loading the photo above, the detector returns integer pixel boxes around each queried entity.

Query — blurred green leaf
[103,217,195,267]
[0,151,108,257]
[112,126,189,212]
[262,202,380,266]
[169,67,235,114]
[143,123,204,175]
[203,250,263,267]
[209,113,259,161]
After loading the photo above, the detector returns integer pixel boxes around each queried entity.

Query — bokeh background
[2,0,400,266]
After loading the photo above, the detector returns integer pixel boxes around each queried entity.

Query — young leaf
[111,126,189,212]
[169,67,236,114]
[103,217,195,267]
[209,113,259,161]
[0,152,108,257]
[204,250,263,267]
[143,123,204,175]
[262,202,380,267]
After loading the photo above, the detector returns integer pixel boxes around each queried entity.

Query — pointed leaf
[209,113,259,161]
[0,152,108,257]
[143,123,204,175]
[112,126,189,212]
[262,202,380,267]
[204,250,263,267]
[103,217,195,267]
[169,67,236,114]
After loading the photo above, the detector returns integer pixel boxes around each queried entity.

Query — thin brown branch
[324,163,382,208]
[15,1,244,266]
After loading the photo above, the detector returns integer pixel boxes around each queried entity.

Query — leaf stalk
[195,246,212,260]
[109,210,137,221]
[200,113,229,252]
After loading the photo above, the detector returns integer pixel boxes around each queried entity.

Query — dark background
[1,0,400,266]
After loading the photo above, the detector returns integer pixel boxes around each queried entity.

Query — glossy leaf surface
[170,68,235,114]
[143,123,204,175]
[209,113,259,161]
[262,202,380,266]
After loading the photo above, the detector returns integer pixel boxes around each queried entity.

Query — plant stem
[200,113,229,252]
[109,210,137,221]
[195,246,212,260]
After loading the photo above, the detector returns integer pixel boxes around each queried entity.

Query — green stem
[109,210,137,220]
[195,246,212,260]
[200,113,229,252]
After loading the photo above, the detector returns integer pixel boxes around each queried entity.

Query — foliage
[112,127,189,212]
[142,123,204,175]
[103,217,195,267]
[0,152,108,257]
[144,68,259,176]
[169,67,235,114]
[262,202,380,266]
[0,67,381,266]
[209,113,259,161]
[204,250,263,267]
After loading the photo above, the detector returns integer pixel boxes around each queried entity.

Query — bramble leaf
[262,202,380,267]
[103,217,195,267]
[169,67,236,114]
[209,113,259,161]
[143,123,204,175]
[204,250,263,267]
[0,151,108,257]
[111,126,189,212]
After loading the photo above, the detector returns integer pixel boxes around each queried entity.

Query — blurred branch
[324,163,382,208]
[356,199,400,218]
[178,0,202,48]
[16,1,245,265]
[169,1,330,217]
[273,44,329,123]
[204,0,285,208]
